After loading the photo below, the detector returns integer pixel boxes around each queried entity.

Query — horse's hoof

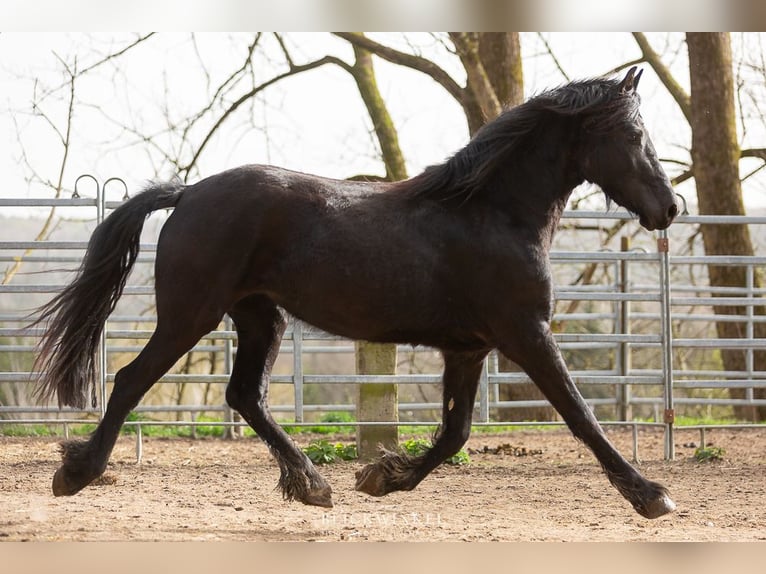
[301,485,334,508]
[354,463,388,496]
[640,493,676,519]
[52,466,83,497]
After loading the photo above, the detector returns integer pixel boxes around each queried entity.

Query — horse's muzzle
[640,196,679,231]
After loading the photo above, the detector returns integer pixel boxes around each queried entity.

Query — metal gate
[1,177,764,460]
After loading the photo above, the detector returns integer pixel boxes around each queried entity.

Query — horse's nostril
[667,203,679,220]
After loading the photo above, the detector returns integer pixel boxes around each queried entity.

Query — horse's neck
[485,156,576,250]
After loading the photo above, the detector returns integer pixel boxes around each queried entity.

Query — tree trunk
[348,40,407,457]
[467,33,557,422]
[687,33,765,421]
[478,33,524,109]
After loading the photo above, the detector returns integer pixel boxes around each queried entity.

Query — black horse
[34,68,678,519]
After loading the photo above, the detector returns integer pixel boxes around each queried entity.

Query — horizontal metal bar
[671,255,766,265]
[105,329,237,340]
[555,333,660,344]
[3,204,763,223]
[668,283,766,296]
[671,296,765,306]
[672,338,766,349]
[671,380,766,388]
[671,397,766,406]
[666,313,766,324]
[0,241,157,251]
[0,198,97,207]
[0,241,90,250]
[550,250,659,262]
[560,212,766,225]
[555,292,661,302]
[673,214,766,224]
[673,369,766,378]
[488,374,662,385]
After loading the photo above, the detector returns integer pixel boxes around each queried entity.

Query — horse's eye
[628,131,643,145]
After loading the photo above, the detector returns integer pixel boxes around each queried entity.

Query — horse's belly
[270,288,485,351]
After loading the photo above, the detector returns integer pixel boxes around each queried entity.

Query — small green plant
[694,445,725,462]
[303,440,358,464]
[401,437,431,457]
[401,437,470,466]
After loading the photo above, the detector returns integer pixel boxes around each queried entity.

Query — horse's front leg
[499,318,675,519]
[355,350,486,496]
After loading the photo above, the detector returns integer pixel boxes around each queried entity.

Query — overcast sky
[2,31,766,215]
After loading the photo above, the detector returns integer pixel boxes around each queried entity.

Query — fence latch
[657,237,669,253]
[663,408,675,424]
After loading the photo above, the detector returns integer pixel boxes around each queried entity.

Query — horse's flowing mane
[396,76,640,203]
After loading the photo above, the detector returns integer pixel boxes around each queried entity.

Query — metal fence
[1,177,764,460]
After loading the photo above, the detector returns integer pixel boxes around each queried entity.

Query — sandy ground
[1,426,764,541]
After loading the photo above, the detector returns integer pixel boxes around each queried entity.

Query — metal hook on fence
[73,174,100,199]
[103,177,130,201]
[674,192,689,216]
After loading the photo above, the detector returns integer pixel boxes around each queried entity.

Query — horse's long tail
[33,181,185,409]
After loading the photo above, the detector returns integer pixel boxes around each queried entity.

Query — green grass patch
[673,415,741,427]
[0,424,62,437]
[401,437,470,466]
[694,445,725,462]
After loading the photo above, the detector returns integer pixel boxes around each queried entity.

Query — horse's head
[579,67,678,231]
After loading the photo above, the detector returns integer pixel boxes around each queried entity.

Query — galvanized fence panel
[1,180,765,461]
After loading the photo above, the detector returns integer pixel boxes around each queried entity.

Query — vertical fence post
[97,177,129,422]
[618,236,632,421]
[223,314,238,439]
[293,318,304,423]
[658,229,675,460]
[745,264,755,406]
[479,357,490,423]
[96,179,108,420]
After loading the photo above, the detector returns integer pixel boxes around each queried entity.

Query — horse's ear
[633,68,643,91]
[618,66,642,93]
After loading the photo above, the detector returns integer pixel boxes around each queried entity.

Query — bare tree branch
[3,59,77,285]
[536,33,571,81]
[741,147,766,161]
[671,169,694,186]
[667,148,766,188]
[179,54,351,177]
[177,35,263,151]
[79,33,156,77]
[602,58,646,77]
[632,33,692,123]
[38,33,155,100]
[332,32,465,104]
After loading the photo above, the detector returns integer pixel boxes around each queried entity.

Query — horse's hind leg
[355,350,486,496]
[226,295,332,508]
[52,308,223,496]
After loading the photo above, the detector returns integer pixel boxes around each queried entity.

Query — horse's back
[152,164,394,305]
